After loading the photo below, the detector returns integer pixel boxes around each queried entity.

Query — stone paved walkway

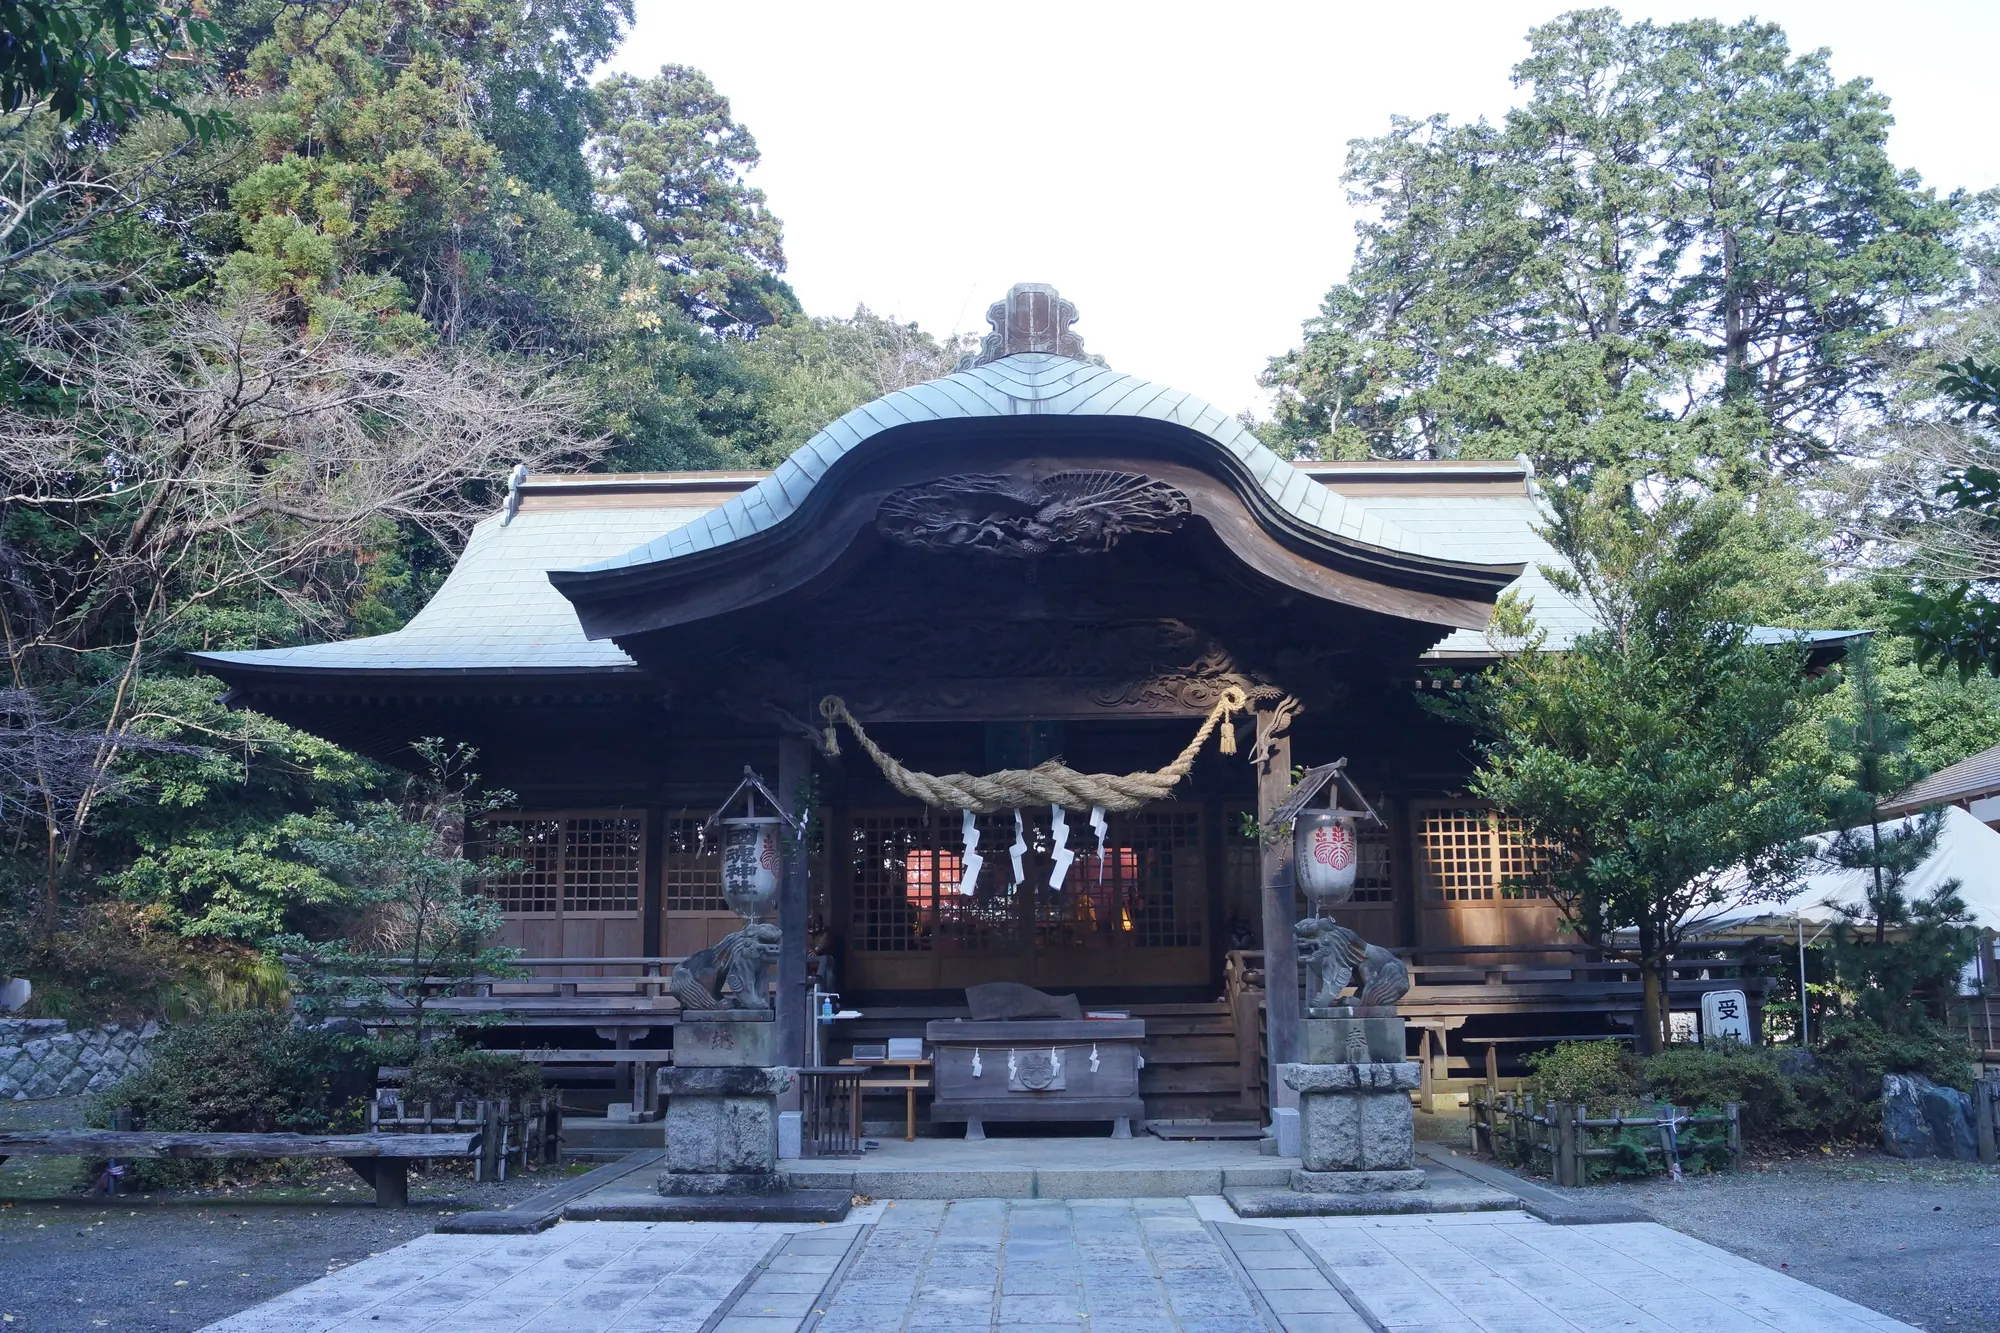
[198,1198,1921,1333]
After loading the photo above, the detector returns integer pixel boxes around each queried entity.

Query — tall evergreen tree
[1264,9,1962,480]
[1436,482,1831,1051]
[1816,641,1975,1035]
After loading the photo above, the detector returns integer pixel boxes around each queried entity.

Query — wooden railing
[1221,942,1773,1115]
[1471,1093,1742,1185]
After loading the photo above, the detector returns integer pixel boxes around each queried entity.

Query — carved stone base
[657,1058,792,1194]
[1281,1061,1420,1175]
[655,1170,788,1197]
[1291,1167,1426,1193]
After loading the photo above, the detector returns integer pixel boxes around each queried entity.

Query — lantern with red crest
[1274,760,1383,918]
[706,767,802,925]
[1293,808,1360,910]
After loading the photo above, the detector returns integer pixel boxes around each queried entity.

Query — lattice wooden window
[562,818,643,913]
[849,812,933,953]
[937,810,1022,953]
[1351,827,1395,904]
[484,814,643,915]
[1492,814,1557,898]
[1110,809,1204,948]
[661,816,725,912]
[849,806,1206,953]
[1416,805,1554,901]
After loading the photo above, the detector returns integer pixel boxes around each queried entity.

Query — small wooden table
[841,1058,932,1141]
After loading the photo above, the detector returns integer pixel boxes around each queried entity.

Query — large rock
[1882,1074,1979,1160]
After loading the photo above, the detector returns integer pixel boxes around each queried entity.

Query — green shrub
[1525,1039,1642,1108]
[91,1009,377,1188]
[1639,1042,1803,1141]
[397,1038,543,1108]
[1807,1016,1975,1138]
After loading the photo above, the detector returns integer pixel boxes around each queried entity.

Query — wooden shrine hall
[195,283,1817,1123]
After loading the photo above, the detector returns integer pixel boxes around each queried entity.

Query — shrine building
[194,284,1838,1120]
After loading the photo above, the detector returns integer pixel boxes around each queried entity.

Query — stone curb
[436,1148,666,1234]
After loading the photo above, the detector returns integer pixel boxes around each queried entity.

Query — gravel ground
[1570,1154,2000,1333]
[0,1096,593,1332]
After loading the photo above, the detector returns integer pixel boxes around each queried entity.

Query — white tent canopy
[1687,806,2000,936]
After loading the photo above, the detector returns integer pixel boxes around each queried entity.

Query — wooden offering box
[924,1018,1145,1134]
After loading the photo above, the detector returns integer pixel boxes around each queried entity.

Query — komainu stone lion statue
[669,923,781,1012]
[1295,918,1411,1010]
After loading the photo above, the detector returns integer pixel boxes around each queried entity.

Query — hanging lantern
[705,766,803,926]
[720,816,783,922]
[1294,808,1360,912]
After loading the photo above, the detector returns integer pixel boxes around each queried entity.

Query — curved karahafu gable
[551,285,1525,642]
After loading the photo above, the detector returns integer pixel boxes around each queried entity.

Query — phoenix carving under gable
[876,471,1191,556]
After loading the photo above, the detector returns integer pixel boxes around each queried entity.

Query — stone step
[1224,1169,1521,1217]
[782,1158,1292,1199]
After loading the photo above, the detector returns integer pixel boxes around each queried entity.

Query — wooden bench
[0,1129,480,1206]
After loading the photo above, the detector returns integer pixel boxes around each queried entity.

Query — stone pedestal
[659,1016,790,1199]
[674,1014,780,1068]
[658,1064,791,1194]
[1283,1060,1423,1192]
[1301,1006,1405,1065]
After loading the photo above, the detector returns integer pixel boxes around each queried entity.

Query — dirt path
[0,1095,592,1331]
[1578,1156,2000,1332]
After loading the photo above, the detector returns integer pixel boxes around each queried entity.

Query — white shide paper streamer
[958,808,983,896]
[1049,804,1074,890]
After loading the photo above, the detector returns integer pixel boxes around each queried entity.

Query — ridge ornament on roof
[965,282,1086,367]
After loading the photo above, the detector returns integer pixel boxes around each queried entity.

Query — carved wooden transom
[876,471,1191,557]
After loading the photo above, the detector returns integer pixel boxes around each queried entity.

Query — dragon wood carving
[876,471,1191,556]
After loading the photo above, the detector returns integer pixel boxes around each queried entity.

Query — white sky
[611,1,2000,418]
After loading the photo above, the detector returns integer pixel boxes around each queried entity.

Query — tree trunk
[1639,966,1665,1056]
[1636,920,1664,1055]
[1721,227,1749,401]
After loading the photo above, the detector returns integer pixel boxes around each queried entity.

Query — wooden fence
[1978,1075,2000,1166]
[368,1092,562,1182]
[1471,1092,1741,1186]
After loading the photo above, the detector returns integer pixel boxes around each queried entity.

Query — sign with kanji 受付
[1700,989,1752,1045]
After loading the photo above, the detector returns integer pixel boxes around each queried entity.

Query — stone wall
[0,1018,158,1101]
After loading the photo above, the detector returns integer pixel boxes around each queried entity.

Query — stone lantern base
[648,1014,847,1221]
[1223,1053,1515,1217]
[1285,1060,1423,1190]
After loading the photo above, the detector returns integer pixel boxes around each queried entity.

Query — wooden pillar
[640,802,664,959]
[778,738,812,1069]
[1257,722,1300,1112]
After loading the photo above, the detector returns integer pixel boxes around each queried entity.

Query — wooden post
[1726,1102,1742,1173]
[1417,1028,1435,1114]
[1977,1076,1997,1167]
[543,1100,563,1166]
[478,1099,502,1183]
[1553,1102,1575,1187]
[1256,719,1299,1113]
[778,737,812,1070]
[1484,1042,1500,1107]
[375,1159,408,1207]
